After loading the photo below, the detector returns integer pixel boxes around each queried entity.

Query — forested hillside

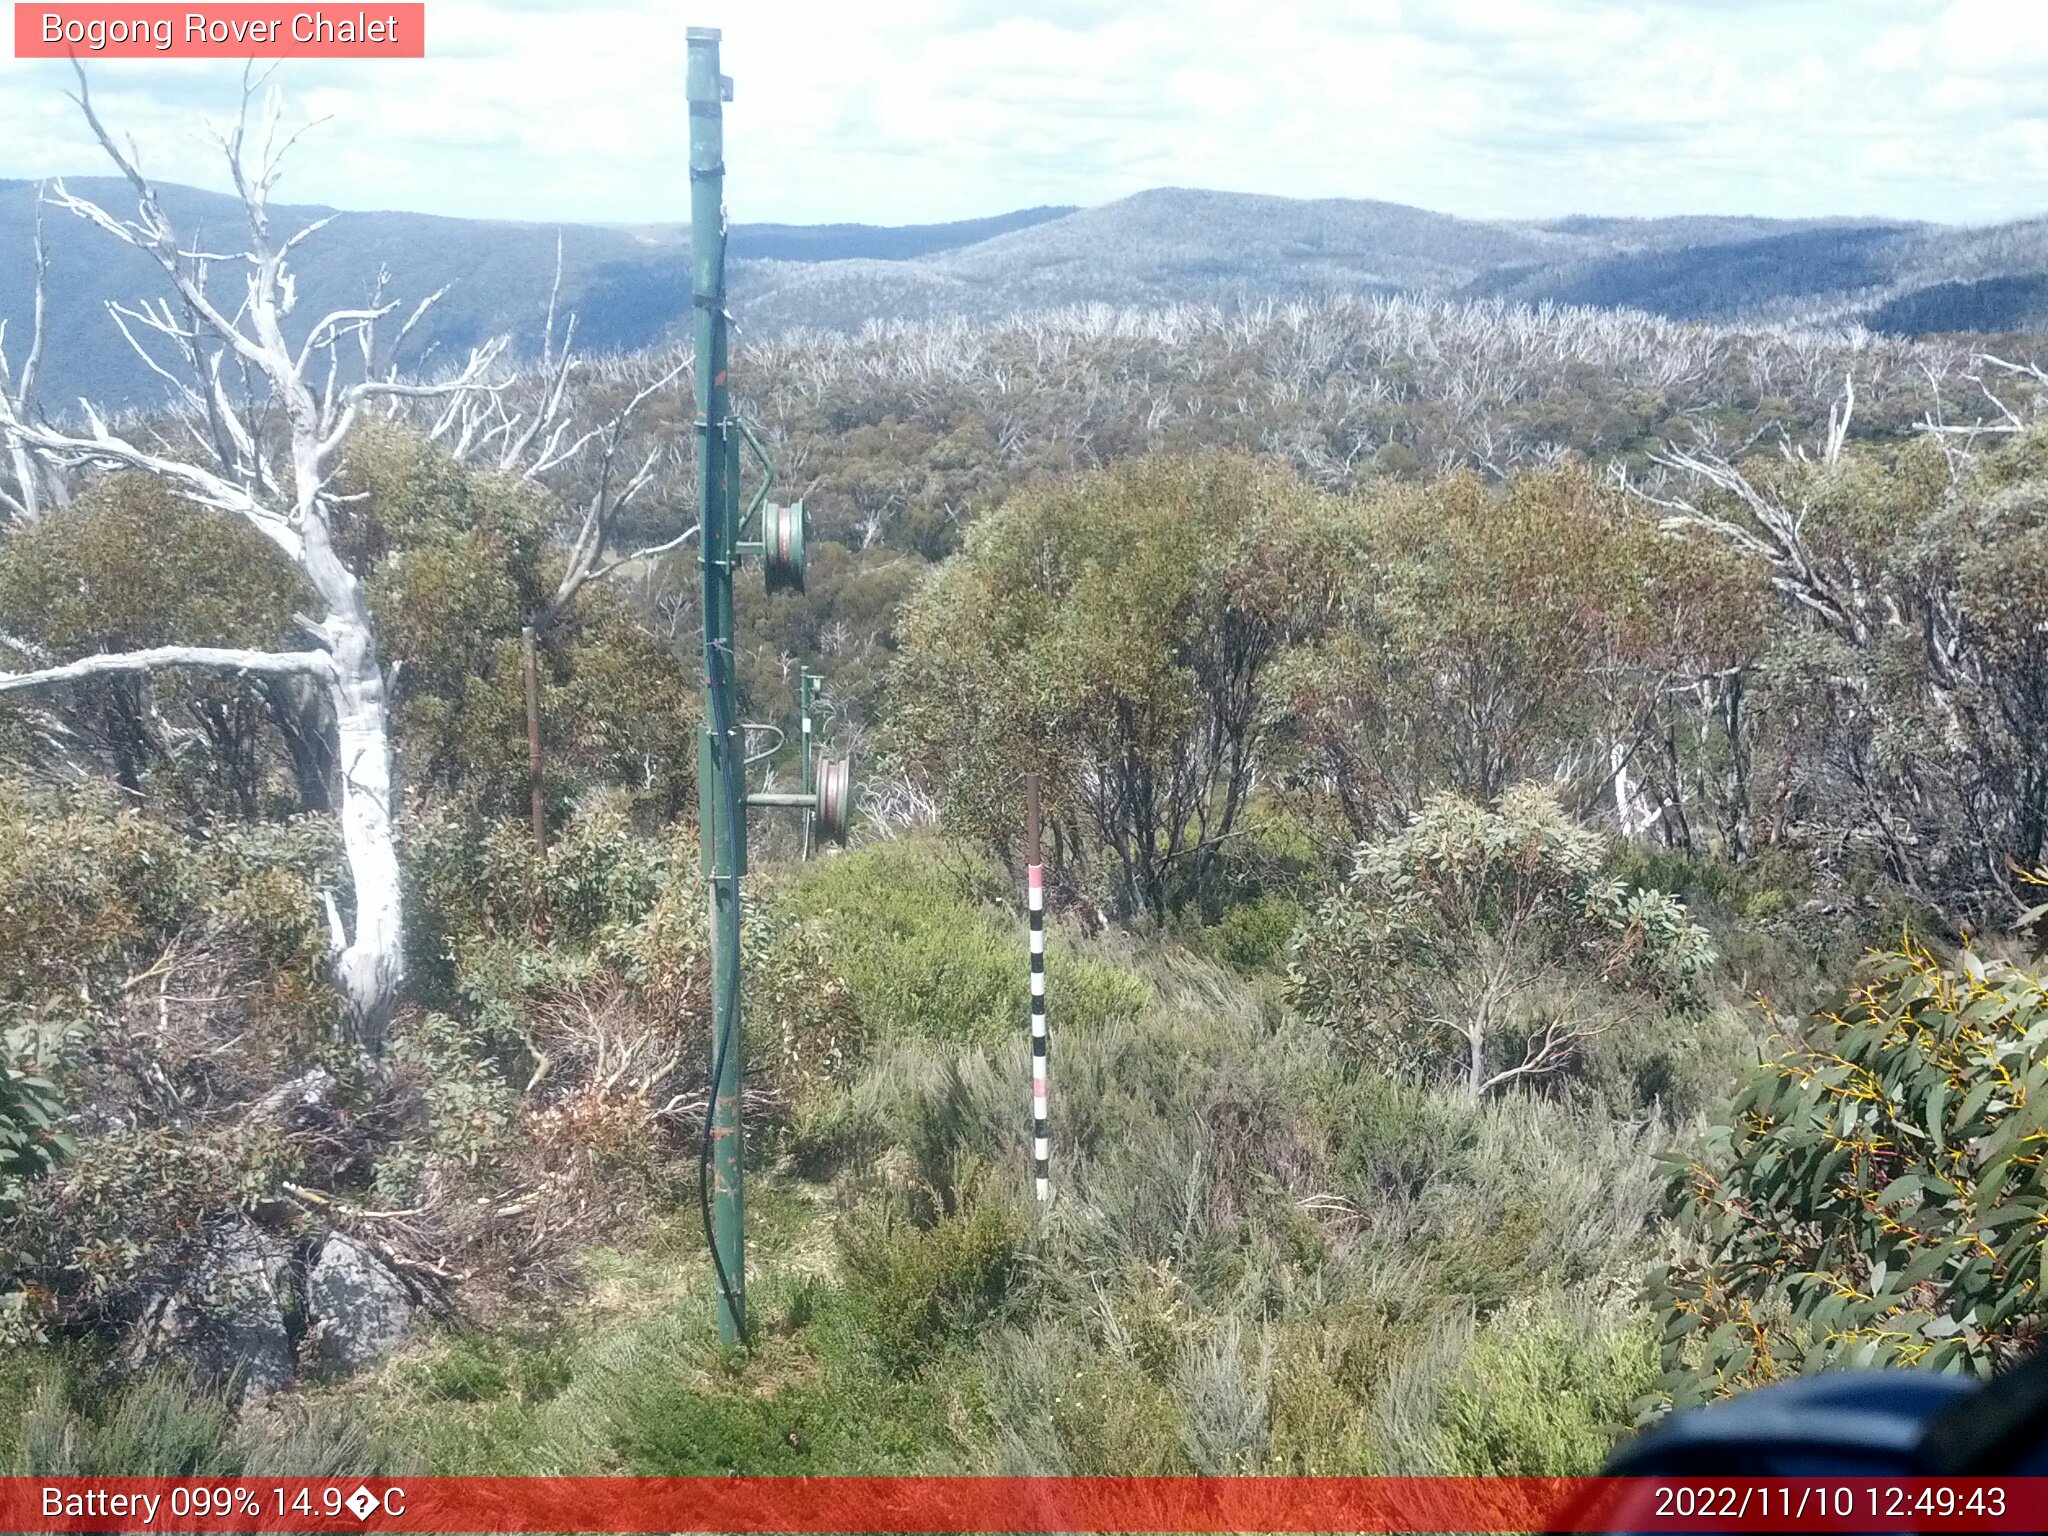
[5,121,2048,1481]
[731,196,2048,339]
[10,177,2048,409]
[0,179,1069,405]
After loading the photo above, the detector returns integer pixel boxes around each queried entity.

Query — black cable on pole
[697,625,747,1342]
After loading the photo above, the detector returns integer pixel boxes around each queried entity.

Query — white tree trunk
[6,439,44,522]
[1611,740,1639,836]
[297,441,405,1049]
[329,651,403,1050]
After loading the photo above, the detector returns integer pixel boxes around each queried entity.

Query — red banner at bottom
[3,1476,2044,1533]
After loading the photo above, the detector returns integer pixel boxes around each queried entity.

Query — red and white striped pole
[1024,772,1049,1202]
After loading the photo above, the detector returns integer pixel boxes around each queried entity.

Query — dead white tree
[1626,435,1873,651]
[0,189,71,524]
[0,71,506,1054]
[428,236,582,476]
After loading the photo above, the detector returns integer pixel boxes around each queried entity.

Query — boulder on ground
[305,1231,414,1369]
[127,1218,296,1398]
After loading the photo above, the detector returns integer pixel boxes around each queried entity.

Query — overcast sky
[5,0,2046,229]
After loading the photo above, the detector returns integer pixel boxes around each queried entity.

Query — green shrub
[1653,940,2048,1406]
[405,795,673,997]
[1321,1069,1661,1313]
[599,1350,969,1476]
[1580,1002,1762,1122]
[5,1125,298,1341]
[1190,893,1305,976]
[974,1314,1192,1475]
[0,1031,72,1188]
[780,838,1148,1049]
[607,1378,819,1474]
[199,816,342,1035]
[412,1338,513,1404]
[5,1366,241,1476]
[0,1029,73,1330]
[1265,1312,1387,1474]
[547,794,664,942]
[1431,1302,1657,1474]
[1289,784,1713,1097]
[579,1275,977,1476]
[0,475,309,821]
[1,1356,405,1476]
[390,1011,518,1169]
[893,454,1351,921]
[1177,1317,1275,1472]
[341,424,697,824]
[741,902,862,1107]
[0,781,204,1018]
[840,1200,1026,1367]
[0,780,336,1047]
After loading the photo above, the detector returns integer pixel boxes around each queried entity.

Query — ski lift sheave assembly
[755,499,807,596]
[732,414,809,598]
[729,411,848,849]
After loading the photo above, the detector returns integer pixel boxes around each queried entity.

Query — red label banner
[13,4,424,57]
[1,1476,2045,1533]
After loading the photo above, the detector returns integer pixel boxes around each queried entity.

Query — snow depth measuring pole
[688,26,851,1344]
[1025,773,1050,1201]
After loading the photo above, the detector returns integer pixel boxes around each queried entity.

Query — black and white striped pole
[1025,772,1049,1202]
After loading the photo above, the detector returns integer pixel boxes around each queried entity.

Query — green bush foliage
[1424,1302,1659,1475]
[777,837,1149,1050]
[1269,465,1760,844]
[339,425,698,823]
[1653,940,2048,1405]
[841,1200,1026,1367]
[0,475,310,817]
[0,779,339,1054]
[0,430,695,833]
[0,780,207,1021]
[2,1356,407,1475]
[1289,784,1713,1095]
[894,454,1349,921]
[0,1038,71,1188]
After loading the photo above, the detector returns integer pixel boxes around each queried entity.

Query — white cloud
[0,0,2038,226]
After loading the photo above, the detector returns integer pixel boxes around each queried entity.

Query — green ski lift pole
[688,25,746,1346]
[689,26,852,1346]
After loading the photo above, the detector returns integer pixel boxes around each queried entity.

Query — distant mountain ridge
[732,189,1985,335]
[4,179,2045,407]
[731,206,1077,263]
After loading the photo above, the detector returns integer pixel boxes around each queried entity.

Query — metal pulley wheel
[813,755,852,846]
[763,500,806,595]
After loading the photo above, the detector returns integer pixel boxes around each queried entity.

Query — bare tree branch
[0,644,335,693]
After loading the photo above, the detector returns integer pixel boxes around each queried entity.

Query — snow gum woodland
[4,84,2048,1477]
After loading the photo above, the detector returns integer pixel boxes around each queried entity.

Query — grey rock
[127,1218,296,1399]
[305,1232,414,1369]
[247,1068,338,1131]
